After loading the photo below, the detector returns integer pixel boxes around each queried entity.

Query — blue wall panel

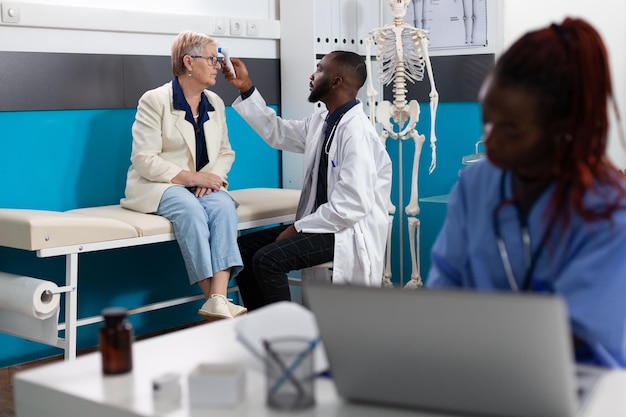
[0,107,279,211]
[0,109,134,210]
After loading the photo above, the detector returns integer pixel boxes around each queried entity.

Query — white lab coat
[232,89,392,286]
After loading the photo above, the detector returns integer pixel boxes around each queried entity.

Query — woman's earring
[188,72,192,78]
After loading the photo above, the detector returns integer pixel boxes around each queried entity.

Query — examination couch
[0,187,300,360]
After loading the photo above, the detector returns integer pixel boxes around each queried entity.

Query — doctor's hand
[276,224,298,241]
[223,57,254,93]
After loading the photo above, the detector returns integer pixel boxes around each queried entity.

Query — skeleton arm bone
[428,90,439,174]
[418,34,439,174]
[364,38,377,127]
[378,128,396,215]
[382,214,394,288]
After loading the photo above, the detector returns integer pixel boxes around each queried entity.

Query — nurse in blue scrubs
[427,18,626,368]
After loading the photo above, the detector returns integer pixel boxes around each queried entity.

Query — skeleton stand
[366,0,439,289]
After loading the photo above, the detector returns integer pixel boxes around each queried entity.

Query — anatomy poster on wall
[406,0,488,49]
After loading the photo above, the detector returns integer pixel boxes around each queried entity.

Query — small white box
[152,372,181,410]
[188,363,246,407]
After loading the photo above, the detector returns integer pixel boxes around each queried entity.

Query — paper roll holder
[43,285,74,301]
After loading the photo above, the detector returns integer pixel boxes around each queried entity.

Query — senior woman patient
[121,30,245,321]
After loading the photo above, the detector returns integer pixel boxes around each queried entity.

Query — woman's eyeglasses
[191,55,224,66]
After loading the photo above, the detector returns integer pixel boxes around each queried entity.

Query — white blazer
[121,82,235,213]
[233,89,392,286]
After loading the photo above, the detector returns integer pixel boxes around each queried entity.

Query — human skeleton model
[365,0,439,289]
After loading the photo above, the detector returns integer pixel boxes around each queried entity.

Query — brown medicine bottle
[100,307,134,375]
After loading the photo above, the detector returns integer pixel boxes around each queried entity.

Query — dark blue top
[172,78,215,171]
[315,99,358,209]
[240,85,256,100]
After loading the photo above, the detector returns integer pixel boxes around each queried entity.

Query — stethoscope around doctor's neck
[493,171,554,293]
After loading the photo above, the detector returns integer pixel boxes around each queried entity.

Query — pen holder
[264,337,316,410]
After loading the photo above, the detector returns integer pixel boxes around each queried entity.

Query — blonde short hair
[171,30,217,77]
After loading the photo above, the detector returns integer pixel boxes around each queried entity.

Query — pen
[331,160,336,168]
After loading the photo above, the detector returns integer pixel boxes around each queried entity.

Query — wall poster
[406,0,489,49]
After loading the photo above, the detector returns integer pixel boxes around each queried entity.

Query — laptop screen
[304,281,580,417]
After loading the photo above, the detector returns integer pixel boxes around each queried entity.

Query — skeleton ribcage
[373,27,426,86]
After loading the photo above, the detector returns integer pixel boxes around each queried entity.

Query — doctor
[224,51,392,310]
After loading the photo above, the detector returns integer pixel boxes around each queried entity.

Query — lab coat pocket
[326,158,340,200]
[353,223,371,284]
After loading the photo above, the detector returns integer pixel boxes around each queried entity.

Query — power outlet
[230,18,244,36]
[246,20,259,37]
[213,18,226,35]
[1,2,21,23]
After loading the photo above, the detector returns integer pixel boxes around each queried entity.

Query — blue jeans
[157,186,243,285]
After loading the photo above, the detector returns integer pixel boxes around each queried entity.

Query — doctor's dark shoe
[198,294,233,321]
[228,301,247,317]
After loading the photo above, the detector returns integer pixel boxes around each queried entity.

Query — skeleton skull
[388,0,409,19]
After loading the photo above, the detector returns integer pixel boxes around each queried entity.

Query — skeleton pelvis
[376,100,421,139]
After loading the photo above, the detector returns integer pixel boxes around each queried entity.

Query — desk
[13,314,626,417]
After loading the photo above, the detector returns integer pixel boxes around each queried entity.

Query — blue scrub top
[427,160,626,368]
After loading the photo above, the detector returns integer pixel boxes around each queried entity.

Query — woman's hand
[193,187,212,198]
[171,170,223,197]
[194,172,223,191]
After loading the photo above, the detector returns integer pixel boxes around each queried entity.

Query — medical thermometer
[218,47,236,78]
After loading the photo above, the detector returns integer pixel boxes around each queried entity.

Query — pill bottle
[100,307,134,375]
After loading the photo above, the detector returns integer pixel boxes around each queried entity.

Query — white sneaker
[198,294,233,321]
[228,301,248,317]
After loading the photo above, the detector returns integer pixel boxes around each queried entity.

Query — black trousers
[235,224,334,310]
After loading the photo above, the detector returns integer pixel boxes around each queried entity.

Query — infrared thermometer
[218,47,236,78]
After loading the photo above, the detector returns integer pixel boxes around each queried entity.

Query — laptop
[303,281,603,417]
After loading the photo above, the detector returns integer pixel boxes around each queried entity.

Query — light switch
[230,18,243,36]
[1,2,21,23]
[214,18,226,35]
[246,21,259,36]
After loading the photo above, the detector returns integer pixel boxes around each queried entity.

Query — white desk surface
[13,313,626,417]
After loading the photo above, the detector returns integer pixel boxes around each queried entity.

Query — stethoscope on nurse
[478,123,559,293]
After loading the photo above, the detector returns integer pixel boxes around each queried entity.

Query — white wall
[501,1,626,169]
[0,0,279,57]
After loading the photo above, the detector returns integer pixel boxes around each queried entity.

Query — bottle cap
[101,307,128,323]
